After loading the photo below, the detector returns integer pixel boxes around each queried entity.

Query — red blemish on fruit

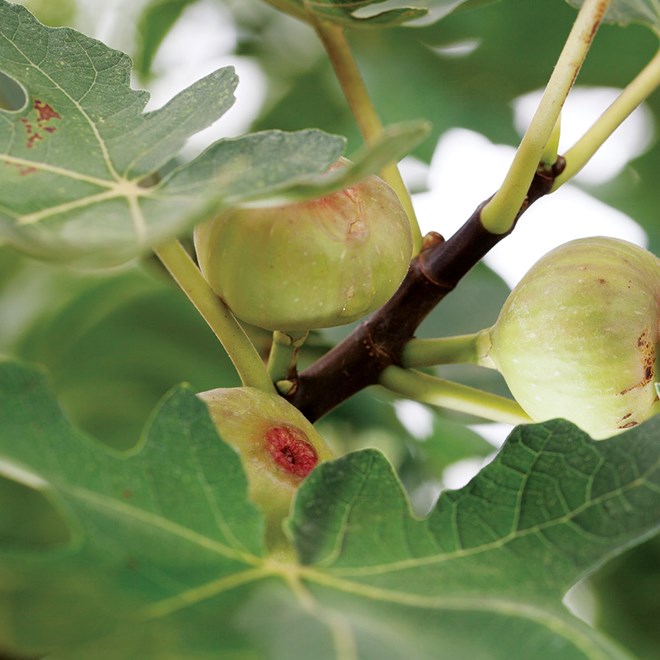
[265,425,318,478]
[122,488,133,499]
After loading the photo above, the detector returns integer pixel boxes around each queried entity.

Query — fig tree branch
[285,160,564,422]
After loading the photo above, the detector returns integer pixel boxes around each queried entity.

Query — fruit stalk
[380,366,532,426]
[267,330,309,383]
[402,331,491,368]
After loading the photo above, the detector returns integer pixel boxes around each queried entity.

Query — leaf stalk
[553,47,660,189]
[309,16,423,253]
[154,240,275,393]
[480,0,611,233]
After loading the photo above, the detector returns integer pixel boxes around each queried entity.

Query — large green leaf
[1,360,658,658]
[567,0,660,29]
[0,1,427,266]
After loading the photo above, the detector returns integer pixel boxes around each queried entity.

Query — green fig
[482,236,659,439]
[197,387,334,550]
[194,159,413,332]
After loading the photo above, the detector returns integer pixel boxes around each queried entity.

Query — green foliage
[0,0,658,657]
[1,360,658,658]
[252,0,659,248]
[0,1,425,266]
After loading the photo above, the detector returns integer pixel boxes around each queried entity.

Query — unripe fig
[194,160,413,331]
[197,387,334,548]
[483,236,659,439]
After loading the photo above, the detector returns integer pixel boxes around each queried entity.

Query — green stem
[310,16,423,254]
[380,366,532,425]
[154,240,275,393]
[402,331,492,368]
[480,0,610,234]
[541,115,562,170]
[267,330,309,383]
[553,47,660,189]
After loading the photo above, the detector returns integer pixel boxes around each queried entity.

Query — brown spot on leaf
[34,99,61,122]
[19,99,61,149]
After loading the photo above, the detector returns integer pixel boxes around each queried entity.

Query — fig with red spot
[197,387,334,550]
[194,159,413,332]
[481,237,659,439]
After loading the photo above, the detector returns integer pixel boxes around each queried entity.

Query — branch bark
[286,159,565,422]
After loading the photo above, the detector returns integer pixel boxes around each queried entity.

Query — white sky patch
[468,423,513,449]
[413,128,648,288]
[514,87,655,185]
[393,399,435,439]
[442,455,494,490]
[144,0,267,157]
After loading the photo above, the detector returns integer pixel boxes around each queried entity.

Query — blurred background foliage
[2,1,659,657]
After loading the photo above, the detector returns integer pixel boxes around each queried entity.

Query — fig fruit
[483,236,659,439]
[197,386,334,549]
[194,160,413,331]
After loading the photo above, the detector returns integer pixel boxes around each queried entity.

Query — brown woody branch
[285,159,565,422]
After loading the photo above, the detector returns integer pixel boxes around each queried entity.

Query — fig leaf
[1,359,658,658]
[0,1,426,267]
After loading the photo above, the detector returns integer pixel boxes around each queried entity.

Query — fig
[194,160,413,331]
[482,236,659,439]
[197,386,334,549]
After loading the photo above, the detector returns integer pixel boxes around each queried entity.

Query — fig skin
[197,387,334,549]
[194,161,413,332]
[483,236,659,440]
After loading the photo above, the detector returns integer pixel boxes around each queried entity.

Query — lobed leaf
[0,1,426,267]
[1,359,658,658]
